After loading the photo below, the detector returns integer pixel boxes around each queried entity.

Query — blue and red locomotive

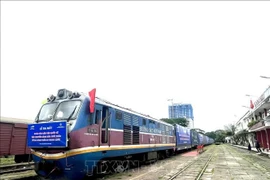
[28,88,213,179]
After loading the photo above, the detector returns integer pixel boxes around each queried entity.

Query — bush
[247,120,259,128]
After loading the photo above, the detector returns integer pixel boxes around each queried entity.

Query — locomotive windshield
[38,103,58,121]
[37,100,81,122]
[54,100,81,121]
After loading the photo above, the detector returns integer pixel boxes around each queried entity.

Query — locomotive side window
[165,126,169,135]
[143,119,146,126]
[153,121,156,133]
[145,119,149,132]
[160,124,164,134]
[140,118,149,132]
[157,123,160,134]
[168,126,172,136]
[116,111,122,120]
[94,110,101,124]
[149,120,153,133]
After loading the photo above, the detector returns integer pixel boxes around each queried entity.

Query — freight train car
[175,124,191,150]
[0,116,33,163]
[190,129,199,148]
[175,127,212,150]
[208,138,214,144]
[199,133,213,145]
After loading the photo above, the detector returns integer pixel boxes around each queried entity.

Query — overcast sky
[1,1,270,132]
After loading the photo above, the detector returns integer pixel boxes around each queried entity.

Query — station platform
[231,144,270,158]
[200,144,270,180]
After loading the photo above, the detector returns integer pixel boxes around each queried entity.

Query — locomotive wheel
[111,160,129,173]
[130,159,140,168]
[158,152,165,160]
[165,150,170,158]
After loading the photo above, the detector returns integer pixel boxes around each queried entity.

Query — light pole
[167,99,174,119]
[245,94,258,98]
[260,75,270,79]
[241,106,253,118]
[260,75,270,87]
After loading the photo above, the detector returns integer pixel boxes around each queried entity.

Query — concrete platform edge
[230,144,270,158]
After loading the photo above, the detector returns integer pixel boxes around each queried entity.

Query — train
[0,116,33,163]
[27,88,214,179]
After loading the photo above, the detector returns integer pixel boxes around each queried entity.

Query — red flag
[250,100,254,109]
[88,88,96,113]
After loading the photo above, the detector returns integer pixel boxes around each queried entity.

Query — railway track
[109,146,216,180]
[165,147,216,180]
[0,162,34,175]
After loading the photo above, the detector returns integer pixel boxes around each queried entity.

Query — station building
[235,86,270,152]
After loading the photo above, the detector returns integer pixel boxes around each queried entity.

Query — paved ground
[200,145,270,180]
[98,144,270,180]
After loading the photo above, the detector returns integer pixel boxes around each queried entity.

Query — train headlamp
[47,95,56,102]
[57,89,73,100]
[72,92,81,98]
[67,91,81,99]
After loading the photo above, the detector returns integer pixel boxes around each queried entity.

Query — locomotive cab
[28,88,111,179]
[29,89,84,150]
[36,89,82,124]
[28,89,87,179]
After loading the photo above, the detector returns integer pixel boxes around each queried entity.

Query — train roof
[175,123,191,130]
[0,116,34,124]
[93,96,173,127]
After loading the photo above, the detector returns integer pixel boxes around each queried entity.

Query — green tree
[160,118,189,127]
[224,124,237,136]
[215,129,226,142]
[205,131,216,140]
[193,128,205,134]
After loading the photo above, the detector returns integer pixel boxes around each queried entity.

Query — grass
[0,170,36,179]
[0,156,15,165]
